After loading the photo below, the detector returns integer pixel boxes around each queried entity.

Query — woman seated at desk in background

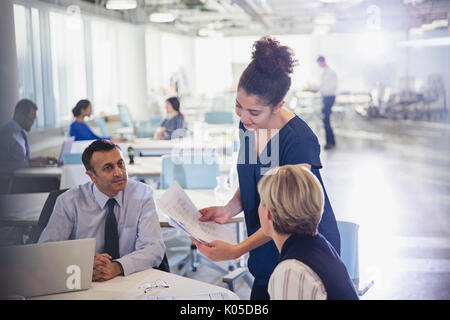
[155,97,187,140]
[70,99,125,142]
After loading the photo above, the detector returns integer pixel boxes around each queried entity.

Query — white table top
[30,263,239,300]
[14,156,232,179]
[0,189,244,227]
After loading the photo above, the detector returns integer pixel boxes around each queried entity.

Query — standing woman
[70,99,125,142]
[192,36,341,300]
[155,97,187,140]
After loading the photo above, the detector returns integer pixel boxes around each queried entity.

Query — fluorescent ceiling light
[314,14,336,25]
[313,25,331,35]
[149,12,175,23]
[397,37,450,47]
[409,27,423,35]
[106,0,137,10]
[421,19,448,31]
[197,28,223,37]
[431,19,448,29]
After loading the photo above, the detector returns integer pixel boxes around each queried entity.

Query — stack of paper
[156,182,236,244]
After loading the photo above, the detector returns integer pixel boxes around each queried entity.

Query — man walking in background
[317,56,338,150]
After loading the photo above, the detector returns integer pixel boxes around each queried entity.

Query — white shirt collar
[92,183,125,209]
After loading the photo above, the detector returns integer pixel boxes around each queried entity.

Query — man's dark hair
[14,99,37,117]
[317,56,326,63]
[82,139,120,172]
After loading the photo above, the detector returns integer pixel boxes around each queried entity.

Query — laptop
[58,136,75,166]
[33,136,75,167]
[0,238,95,298]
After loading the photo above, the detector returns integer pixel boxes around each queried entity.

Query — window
[90,19,120,115]
[49,10,87,126]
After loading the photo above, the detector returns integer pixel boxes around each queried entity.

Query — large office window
[90,19,120,115]
[49,11,87,126]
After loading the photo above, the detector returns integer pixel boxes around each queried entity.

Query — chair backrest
[204,111,234,124]
[118,104,134,127]
[28,188,69,243]
[94,117,109,137]
[159,154,219,190]
[154,253,170,273]
[62,153,83,165]
[336,220,360,283]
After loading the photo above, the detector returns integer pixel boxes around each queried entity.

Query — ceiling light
[314,14,336,25]
[197,28,223,37]
[397,37,450,47]
[149,12,175,23]
[431,19,448,29]
[409,27,423,35]
[313,25,331,35]
[106,0,137,10]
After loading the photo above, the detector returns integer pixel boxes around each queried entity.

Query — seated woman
[155,97,187,140]
[257,164,359,300]
[70,99,125,142]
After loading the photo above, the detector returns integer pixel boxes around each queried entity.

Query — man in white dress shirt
[39,139,166,281]
[317,56,338,150]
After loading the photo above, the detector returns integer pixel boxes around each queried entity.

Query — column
[0,0,19,125]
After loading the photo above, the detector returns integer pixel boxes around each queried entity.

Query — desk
[130,137,232,157]
[14,157,232,181]
[30,265,239,300]
[0,190,244,228]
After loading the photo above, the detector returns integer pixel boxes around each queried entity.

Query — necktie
[21,131,30,162]
[104,198,120,259]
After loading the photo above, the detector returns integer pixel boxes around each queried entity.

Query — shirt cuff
[114,256,135,277]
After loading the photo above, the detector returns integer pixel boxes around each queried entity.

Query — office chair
[159,154,219,190]
[94,117,109,137]
[204,111,234,124]
[27,188,170,272]
[62,153,83,165]
[27,188,69,244]
[337,220,374,296]
[118,104,135,128]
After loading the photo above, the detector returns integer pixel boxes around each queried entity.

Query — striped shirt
[268,259,327,300]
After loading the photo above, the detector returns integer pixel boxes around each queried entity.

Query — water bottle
[214,175,232,206]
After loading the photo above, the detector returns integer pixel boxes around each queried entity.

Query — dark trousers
[322,96,336,146]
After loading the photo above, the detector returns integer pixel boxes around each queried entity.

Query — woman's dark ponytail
[72,99,91,117]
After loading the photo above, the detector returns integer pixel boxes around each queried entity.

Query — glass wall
[12,2,147,129]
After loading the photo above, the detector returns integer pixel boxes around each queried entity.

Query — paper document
[146,292,230,300]
[156,182,236,244]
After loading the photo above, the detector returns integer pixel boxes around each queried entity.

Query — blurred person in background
[155,97,187,140]
[317,56,337,150]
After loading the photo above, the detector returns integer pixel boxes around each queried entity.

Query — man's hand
[30,156,58,166]
[92,253,124,282]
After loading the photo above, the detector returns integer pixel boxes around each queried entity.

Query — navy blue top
[279,233,358,300]
[69,121,109,141]
[237,115,341,285]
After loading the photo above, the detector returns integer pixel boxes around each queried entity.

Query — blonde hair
[257,165,325,236]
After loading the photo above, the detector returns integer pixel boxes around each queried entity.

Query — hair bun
[252,36,297,77]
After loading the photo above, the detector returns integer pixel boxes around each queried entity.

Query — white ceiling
[43,0,450,36]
